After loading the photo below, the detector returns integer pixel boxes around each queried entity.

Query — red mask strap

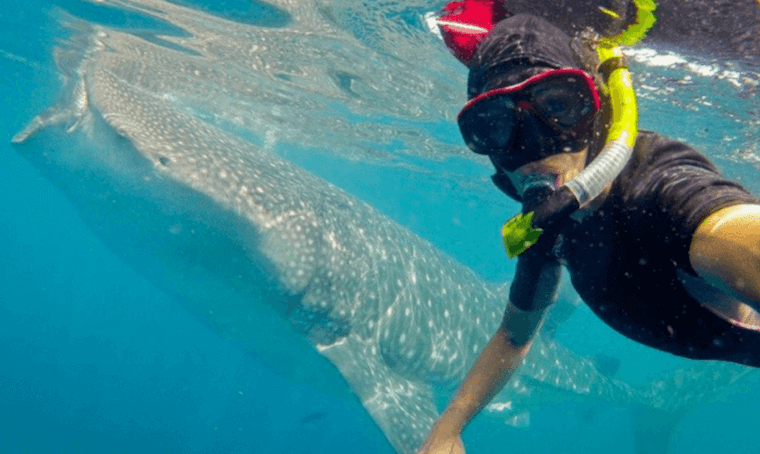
[435,0,512,65]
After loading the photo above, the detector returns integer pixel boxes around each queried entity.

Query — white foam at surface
[626,47,751,89]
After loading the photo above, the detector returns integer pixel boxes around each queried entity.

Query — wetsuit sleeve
[623,134,759,275]
[509,235,561,312]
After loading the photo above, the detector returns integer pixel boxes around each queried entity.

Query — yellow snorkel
[501,1,655,258]
[562,43,638,207]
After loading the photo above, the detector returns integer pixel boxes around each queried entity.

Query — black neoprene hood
[467,14,581,99]
[468,14,605,202]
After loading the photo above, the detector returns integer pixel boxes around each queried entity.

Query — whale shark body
[11,1,759,453]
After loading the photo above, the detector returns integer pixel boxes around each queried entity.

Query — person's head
[457,14,607,207]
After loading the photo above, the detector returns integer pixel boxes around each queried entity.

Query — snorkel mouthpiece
[503,186,578,258]
[521,180,556,210]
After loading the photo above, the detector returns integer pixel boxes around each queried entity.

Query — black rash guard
[509,131,760,366]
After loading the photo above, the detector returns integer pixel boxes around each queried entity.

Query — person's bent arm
[417,260,560,454]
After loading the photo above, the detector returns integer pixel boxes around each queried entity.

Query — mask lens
[459,96,516,154]
[531,78,594,130]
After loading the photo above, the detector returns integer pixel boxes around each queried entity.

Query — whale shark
[10,1,758,453]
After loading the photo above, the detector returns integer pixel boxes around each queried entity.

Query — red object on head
[435,0,512,65]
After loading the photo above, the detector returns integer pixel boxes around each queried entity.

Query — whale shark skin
[11,7,758,454]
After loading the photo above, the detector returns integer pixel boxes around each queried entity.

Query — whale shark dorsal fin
[318,336,439,453]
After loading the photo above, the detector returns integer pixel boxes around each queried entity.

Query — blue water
[1,1,759,454]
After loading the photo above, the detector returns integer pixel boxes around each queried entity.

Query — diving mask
[457,68,600,171]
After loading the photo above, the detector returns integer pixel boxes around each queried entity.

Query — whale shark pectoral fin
[317,335,439,454]
[13,77,92,144]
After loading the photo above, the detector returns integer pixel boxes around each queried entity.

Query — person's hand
[417,421,465,454]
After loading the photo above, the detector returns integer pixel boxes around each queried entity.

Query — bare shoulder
[690,203,760,279]
[693,204,760,240]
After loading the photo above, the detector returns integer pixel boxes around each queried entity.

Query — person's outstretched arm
[417,260,560,454]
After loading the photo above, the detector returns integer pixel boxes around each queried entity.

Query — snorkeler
[418,2,760,453]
